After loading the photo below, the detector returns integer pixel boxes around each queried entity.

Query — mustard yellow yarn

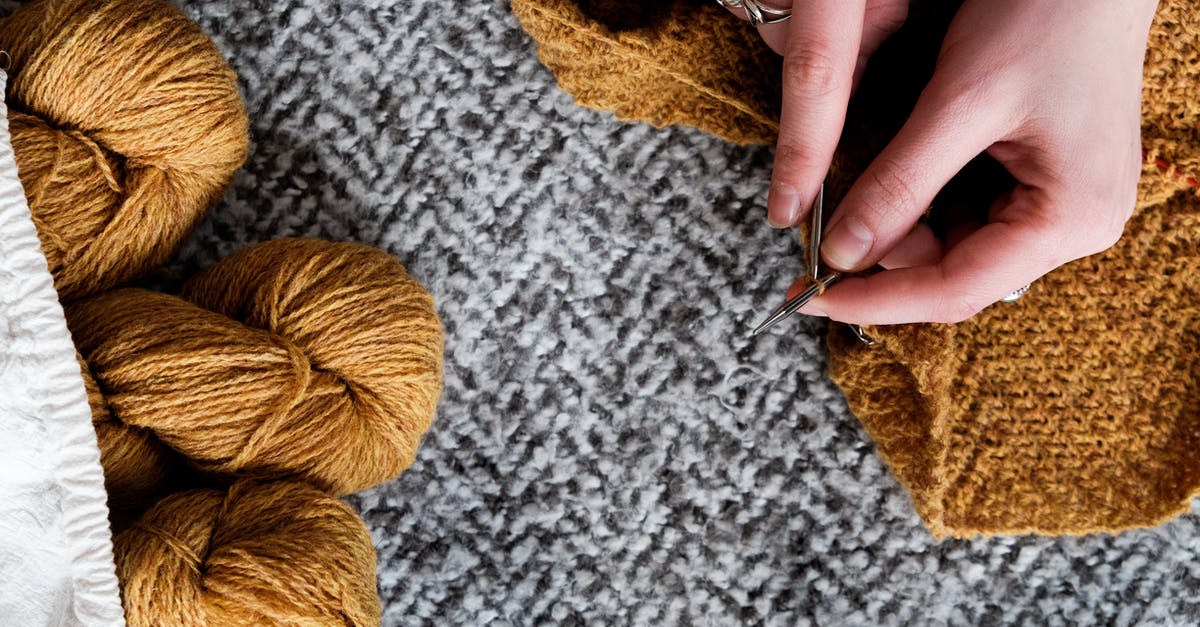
[115,480,382,626]
[0,0,248,300]
[69,238,444,496]
[517,0,1200,536]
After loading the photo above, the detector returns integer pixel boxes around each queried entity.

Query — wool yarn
[518,0,1200,536]
[77,353,185,529]
[68,238,444,495]
[0,0,249,301]
[511,0,781,145]
[115,480,381,626]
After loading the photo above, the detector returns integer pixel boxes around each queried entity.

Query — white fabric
[0,69,125,626]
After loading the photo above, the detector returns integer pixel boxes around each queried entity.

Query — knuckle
[772,141,820,180]
[1092,208,1131,254]
[783,47,844,98]
[1075,160,1139,255]
[1102,213,1130,249]
[930,266,986,323]
[1109,184,1139,240]
[860,158,922,224]
[1071,193,1135,257]
[1014,213,1074,266]
[933,294,984,324]
[872,0,908,33]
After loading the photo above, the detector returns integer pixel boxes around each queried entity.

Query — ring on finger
[1000,283,1032,303]
[714,0,792,26]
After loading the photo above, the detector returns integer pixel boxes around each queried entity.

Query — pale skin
[726,0,1160,324]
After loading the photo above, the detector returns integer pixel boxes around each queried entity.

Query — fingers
[877,222,941,269]
[861,0,908,57]
[766,0,867,228]
[802,209,1068,324]
[725,0,907,62]
[757,23,789,56]
[754,0,793,54]
[819,78,1015,272]
[854,0,909,88]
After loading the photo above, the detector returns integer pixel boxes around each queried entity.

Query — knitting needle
[752,182,880,343]
[752,271,840,336]
[808,183,824,282]
[753,183,839,336]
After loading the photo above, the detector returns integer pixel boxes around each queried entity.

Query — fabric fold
[0,67,125,625]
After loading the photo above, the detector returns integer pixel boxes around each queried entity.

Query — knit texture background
[146,0,1200,622]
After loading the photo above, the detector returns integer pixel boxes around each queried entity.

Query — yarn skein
[78,353,185,529]
[68,238,444,495]
[115,480,382,626]
[0,0,249,301]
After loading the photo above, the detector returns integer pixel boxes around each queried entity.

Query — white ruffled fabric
[0,69,125,625]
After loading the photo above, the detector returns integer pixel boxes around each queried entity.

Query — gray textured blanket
[170,0,1200,623]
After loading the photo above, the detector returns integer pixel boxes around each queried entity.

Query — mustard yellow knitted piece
[511,0,781,145]
[516,0,1200,537]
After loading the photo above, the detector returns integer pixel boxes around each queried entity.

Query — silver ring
[714,0,792,26]
[1000,283,1032,303]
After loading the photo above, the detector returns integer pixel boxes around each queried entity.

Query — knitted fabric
[516,0,1200,537]
[510,0,781,145]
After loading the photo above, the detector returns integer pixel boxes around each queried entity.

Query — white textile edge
[0,69,125,625]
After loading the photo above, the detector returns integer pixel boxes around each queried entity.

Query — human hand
[721,0,910,227]
[786,0,1158,325]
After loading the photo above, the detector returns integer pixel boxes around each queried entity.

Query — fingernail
[767,184,801,228]
[822,216,874,271]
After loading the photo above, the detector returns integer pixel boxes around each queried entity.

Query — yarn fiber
[115,480,381,626]
[0,0,249,300]
[519,0,1200,536]
[68,238,444,495]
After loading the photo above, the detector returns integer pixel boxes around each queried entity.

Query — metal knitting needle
[753,185,840,335]
[808,183,824,282]
[752,271,839,336]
